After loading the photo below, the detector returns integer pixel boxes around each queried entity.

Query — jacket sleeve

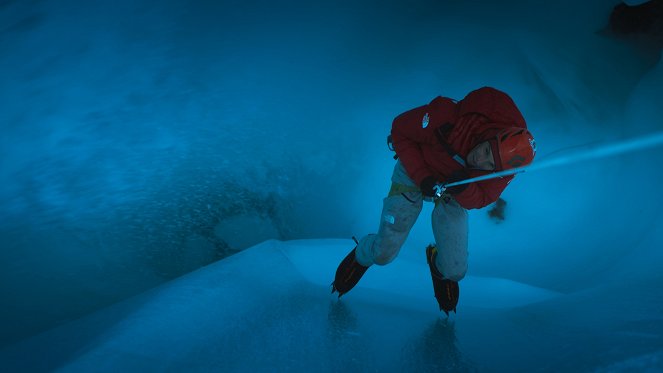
[452,174,513,210]
[391,96,457,185]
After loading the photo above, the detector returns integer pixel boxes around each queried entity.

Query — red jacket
[391,87,527,210]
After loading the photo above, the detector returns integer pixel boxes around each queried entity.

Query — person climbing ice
[332,87,537,315]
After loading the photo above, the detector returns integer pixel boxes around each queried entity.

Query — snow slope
[2,239,661,372]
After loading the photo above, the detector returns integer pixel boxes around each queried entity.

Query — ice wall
[0,0,660,348]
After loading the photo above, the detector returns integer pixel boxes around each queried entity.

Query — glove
[420,176,446,198]
[444,169,470,195]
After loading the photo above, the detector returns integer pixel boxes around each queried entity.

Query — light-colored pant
[355,161,469,282]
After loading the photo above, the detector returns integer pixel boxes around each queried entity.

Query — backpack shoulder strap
[434,123,466,167]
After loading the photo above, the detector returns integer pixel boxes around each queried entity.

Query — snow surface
[3,239,660,372]
[1,0,662,371]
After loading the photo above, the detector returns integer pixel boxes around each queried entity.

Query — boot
[426,244,459,316]
[331,241,369,298]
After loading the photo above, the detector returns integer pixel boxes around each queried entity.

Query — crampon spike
[331,248,369,298]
